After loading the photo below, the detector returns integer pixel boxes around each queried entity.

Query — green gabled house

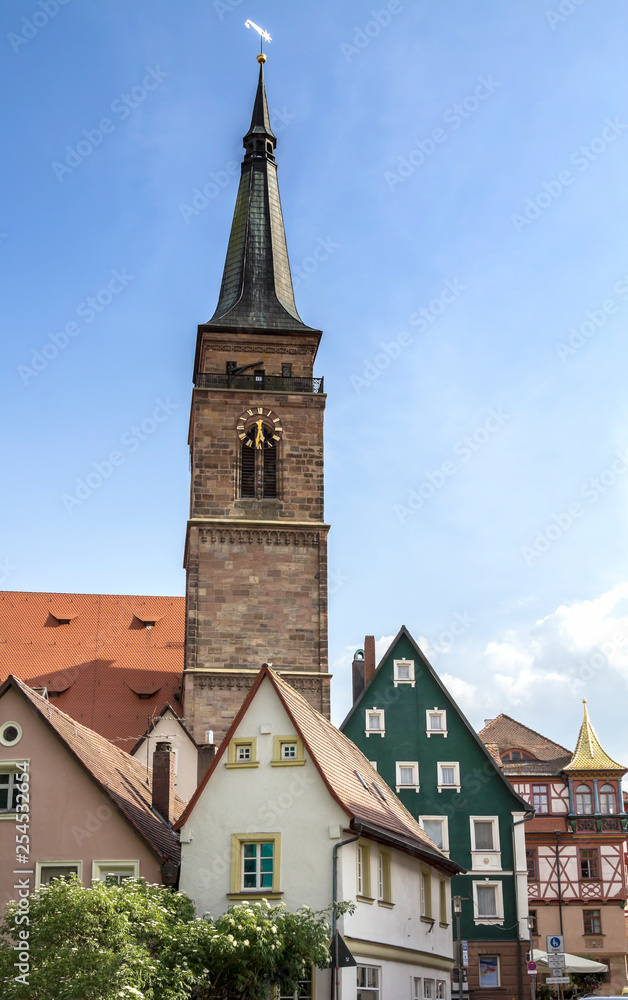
[340,626,533,1000]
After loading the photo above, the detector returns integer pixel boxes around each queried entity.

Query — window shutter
[263,445,277,497]
[241,442,255,497]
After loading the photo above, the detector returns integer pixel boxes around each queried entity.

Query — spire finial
[245,20,272,61]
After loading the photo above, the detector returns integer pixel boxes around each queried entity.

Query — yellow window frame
[271,735,305,766]
[228,832,282,899]
[226,737,259,768]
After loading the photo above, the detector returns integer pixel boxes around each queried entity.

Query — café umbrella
[533,949,608,974]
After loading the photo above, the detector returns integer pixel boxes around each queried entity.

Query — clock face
[236,407,282,450]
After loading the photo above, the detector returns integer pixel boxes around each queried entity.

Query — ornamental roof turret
[563,700,626,773]
[206,59,317,334]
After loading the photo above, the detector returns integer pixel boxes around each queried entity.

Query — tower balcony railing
[194,372,324,393]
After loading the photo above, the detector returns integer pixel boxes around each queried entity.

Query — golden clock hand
[255,419,264,448]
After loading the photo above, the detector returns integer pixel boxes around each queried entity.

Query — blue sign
[462,942,468,967]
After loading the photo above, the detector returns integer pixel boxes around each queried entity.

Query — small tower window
[281,364,292,377]
[254,370,265,388]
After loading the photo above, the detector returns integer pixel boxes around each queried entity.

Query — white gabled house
[176,666,464,1000]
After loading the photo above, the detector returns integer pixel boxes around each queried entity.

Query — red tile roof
[479,714,572,775]
[2,675,184,862]
[0,592,185,750]
[177,667,464,876]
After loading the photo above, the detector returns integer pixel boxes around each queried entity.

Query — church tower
[183,57,330,744]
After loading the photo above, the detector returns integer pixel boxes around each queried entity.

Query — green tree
[0,879,344,1000]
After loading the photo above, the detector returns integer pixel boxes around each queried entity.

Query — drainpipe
[331,830,362,1000]
[555,832,564,936]
[513,812,535,1000]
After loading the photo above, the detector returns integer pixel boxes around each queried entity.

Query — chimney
[197,743,216,787]
[364,635,376,686]
[352,649,366,704]
[152,741,175,825]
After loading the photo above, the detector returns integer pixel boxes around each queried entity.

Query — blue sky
[2,0,628,762]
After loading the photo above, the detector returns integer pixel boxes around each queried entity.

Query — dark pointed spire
[206,59,316,333]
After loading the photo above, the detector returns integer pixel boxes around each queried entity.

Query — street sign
[546,935,564,954]
[462,942,469,968]
[546,978,570,985]
[547,955,566,970]
[527,962,537,975]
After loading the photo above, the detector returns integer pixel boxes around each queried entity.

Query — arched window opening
[501,749,536,763]
[239,421,278,500]
[575,783,593,815]
[599,783,617,814]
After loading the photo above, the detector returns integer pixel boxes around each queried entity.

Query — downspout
[331,829,362,1000]
[513,812,535,1000]
[555,832,564,936]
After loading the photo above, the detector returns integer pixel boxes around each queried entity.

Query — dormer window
[393,659,415,686]
[501,749,535,762]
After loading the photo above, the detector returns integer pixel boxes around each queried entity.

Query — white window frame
[426,709,447,737]
[393,658,415,686]
[437,761,460,792]
[424,978,435,1000]
[92,860,140,884]
[0,721,23,747]
[436,981,447,1000]
[365,709,385,737]
[35,861,82,887]
[470,816,500,853]
[472,880,504,925]
[0,760,29,818]
[396,761,420,792]
[414,978,422,1000]
[357,964,380,999]
[419,815,450,853]
[470,816,502,872]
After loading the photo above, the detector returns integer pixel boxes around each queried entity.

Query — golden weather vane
[245,19,272,62]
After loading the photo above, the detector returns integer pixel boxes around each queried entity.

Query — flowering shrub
[0,878,347,1000]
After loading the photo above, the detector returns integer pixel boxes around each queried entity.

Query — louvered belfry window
[239,425,278,499]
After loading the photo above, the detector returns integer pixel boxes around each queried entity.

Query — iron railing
[194,372,324,393]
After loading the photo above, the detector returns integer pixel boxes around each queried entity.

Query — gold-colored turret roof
[563,700,626,773]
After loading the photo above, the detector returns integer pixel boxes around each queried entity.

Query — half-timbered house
[480,703,628,993]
